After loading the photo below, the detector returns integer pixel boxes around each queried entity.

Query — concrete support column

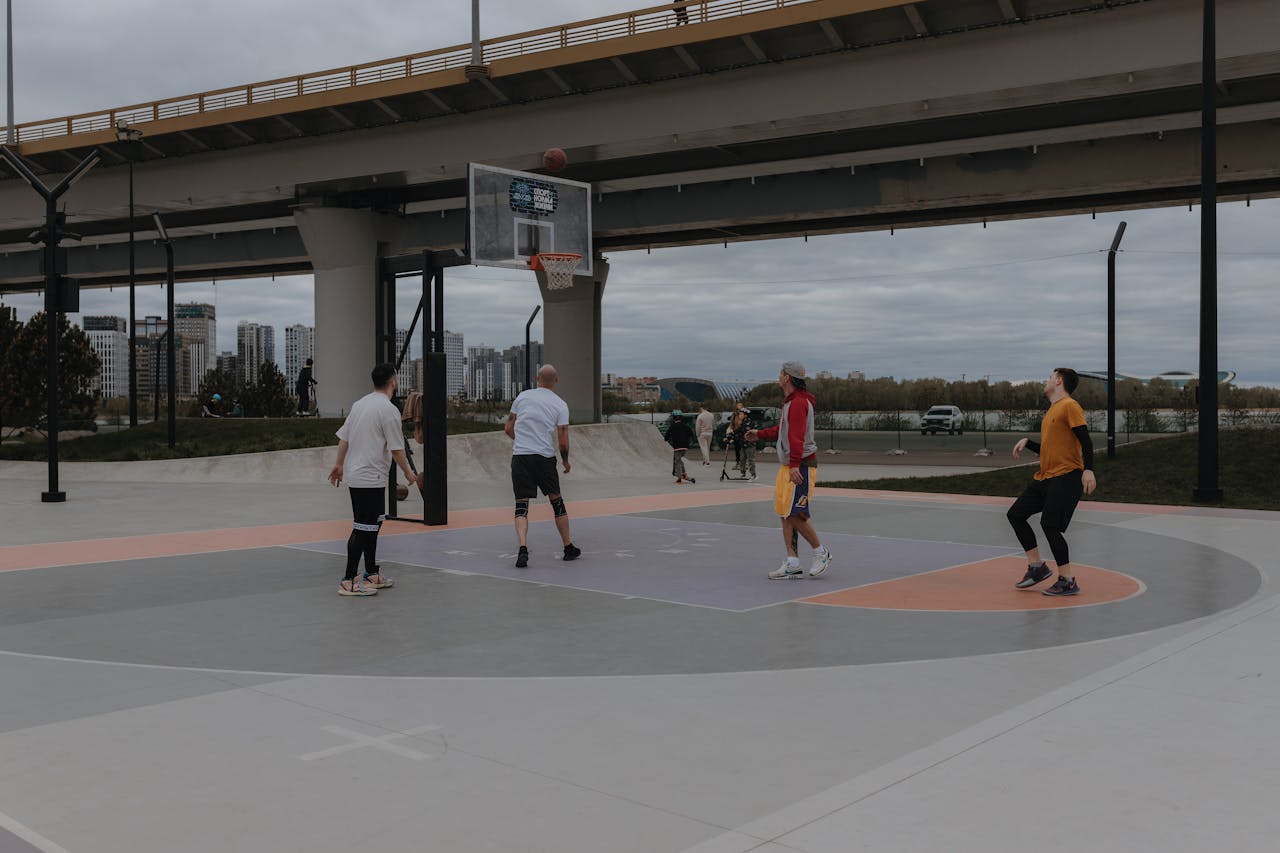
[538,256,608,423]
[293,207,399,416]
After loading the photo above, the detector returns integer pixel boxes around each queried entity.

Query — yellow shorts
[773,464,816,519]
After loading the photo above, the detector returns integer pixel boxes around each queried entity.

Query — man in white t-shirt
[695,405,714,466]
[504,364,580,569]
[327,363,422,596]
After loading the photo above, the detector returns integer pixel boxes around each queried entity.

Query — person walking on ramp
[327,363,421,596]
[505,364,581,569]
[1008,367,1098,596]
[746,361,832,579]
[665,410,697,485]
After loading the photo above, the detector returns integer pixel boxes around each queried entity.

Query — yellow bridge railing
[12,0,821,145]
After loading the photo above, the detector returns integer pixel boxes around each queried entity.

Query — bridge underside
[0,117,1276,292]
[1,0,1279,292]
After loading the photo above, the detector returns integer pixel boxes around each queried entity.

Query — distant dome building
[655,377,759,402]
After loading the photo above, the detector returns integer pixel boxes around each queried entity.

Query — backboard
[467,163,592,276]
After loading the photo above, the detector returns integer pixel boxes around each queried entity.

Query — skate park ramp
[0,421,672,485]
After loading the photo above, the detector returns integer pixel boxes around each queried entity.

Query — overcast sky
[3,1,1277,386]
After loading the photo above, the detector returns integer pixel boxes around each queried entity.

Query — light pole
[982,374,991,451]
[524,304,541,391]
[115,120,143,427]
[5,0,14,144]
[1106,221,1127,459]
[153,213,176,449]
[0,146,103,502]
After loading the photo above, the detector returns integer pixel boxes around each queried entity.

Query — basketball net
[530,252,582,291]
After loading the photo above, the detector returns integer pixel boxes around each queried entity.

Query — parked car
[920,405,964,435]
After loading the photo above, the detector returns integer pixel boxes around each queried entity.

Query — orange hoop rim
[528,251,582,271]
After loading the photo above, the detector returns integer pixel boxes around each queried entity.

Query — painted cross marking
[299,724,442,762]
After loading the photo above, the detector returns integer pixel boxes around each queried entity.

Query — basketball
[543,147,567,172]
[396,484,410,501]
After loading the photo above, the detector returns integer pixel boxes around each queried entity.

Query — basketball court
[2,452,1277,851]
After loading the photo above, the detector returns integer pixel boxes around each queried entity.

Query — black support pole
[128,158,137,429]
[0,146,101,503]
[524,304,541,392]
[423,254,448,526]
[43,196,60,500]
[164,242,176,449]
[1194,0,1223,502]
[1106,220,1126,460]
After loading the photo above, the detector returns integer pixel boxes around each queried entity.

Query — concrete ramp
[446,421,670,482]
[0,421,671,485]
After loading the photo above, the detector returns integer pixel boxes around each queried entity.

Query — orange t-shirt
[1035,396,1087,480]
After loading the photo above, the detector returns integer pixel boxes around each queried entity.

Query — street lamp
[153,213,176,449]
[0,146,102,502]
[115,120,143,428]
[524,304,541,391]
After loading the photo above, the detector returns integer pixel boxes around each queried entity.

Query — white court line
[0,811,72,853]
[679,590,1280,852]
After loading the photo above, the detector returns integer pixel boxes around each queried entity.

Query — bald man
[505,364,581,568]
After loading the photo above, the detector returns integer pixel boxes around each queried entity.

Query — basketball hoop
[530,252,582,291]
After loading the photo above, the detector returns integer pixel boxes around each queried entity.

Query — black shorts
[512,454,561,500]
[1009,469,1084,530]
[348,486,385,532]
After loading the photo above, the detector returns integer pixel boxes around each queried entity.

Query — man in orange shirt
[1008,367,1098,596]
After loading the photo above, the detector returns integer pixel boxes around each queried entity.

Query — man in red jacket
[746,361,832,579]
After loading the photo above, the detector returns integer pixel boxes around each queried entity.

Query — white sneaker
[809,549,832,577]
[768,562,804,580]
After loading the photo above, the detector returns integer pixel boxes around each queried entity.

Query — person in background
[695,404,714,466]
[665,410,697,485]
[296,358,317,415]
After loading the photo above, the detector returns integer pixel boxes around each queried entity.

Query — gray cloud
[3,3,1278,386]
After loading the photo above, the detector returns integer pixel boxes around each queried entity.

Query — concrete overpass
[2,0,1278,415]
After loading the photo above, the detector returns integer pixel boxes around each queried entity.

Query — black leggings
[1007,470,1083,567]
[346,487,385,581]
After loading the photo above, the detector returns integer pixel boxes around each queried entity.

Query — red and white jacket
[756,389,817,468]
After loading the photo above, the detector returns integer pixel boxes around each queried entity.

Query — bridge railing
[12,0,816,145]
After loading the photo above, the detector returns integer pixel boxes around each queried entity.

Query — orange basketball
[543,147,567,172]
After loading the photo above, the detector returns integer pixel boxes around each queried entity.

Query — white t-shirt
[510,387,569,457]
[336,391,405,488]
[696,409,714,436]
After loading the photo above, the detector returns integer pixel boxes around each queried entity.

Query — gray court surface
[2,472,1279,852]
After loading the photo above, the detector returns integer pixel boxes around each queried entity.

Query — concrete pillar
[538,256,608,423]
[293,207,400,416]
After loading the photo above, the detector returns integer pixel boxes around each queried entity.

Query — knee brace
[514,499,530,518]
[550,496,567,518]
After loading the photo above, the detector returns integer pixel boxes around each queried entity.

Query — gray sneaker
[809,550,831,577]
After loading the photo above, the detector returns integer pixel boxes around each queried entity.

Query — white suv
[920,405,964,435]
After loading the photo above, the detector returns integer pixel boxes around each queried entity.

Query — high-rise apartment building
[83,315,129,400]
[237,321,275,385]
[444,330,464,398]
[284,324,315,384]
[216,351,238,377]
[174,303,216,397]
